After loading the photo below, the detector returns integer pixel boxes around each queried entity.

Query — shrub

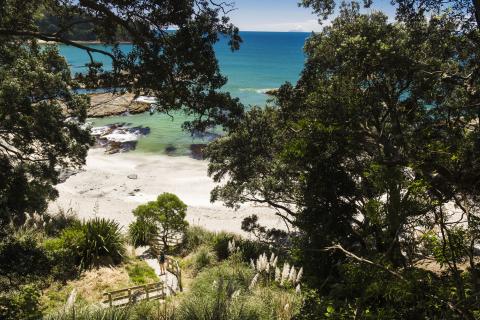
[193,246,217,272]
[245,286,302,320]
[80,218,125,269]
[212,232,235,260]
[44,300,175,320]
[239,238,269,263]
[43,209,81,237]
[0,284,42,320]
[0,229,51,290]
[180,225,215,254]
[128,218,157,248]
[178,258,302,320]
[46,218,125,271]
[179,277,259,320]
[43,236,80,281]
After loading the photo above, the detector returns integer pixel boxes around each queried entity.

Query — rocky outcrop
[87,93,152,117]
[91,123,151,154]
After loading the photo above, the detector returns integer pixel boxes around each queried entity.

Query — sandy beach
[49,148,284,235]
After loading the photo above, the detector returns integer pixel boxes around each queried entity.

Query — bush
[43,235,81,281]
[179,226,271,263]
[43,209,81,237]
[128,219,157,248]
[79,218,125,269]
[178,258,302,320]
[212,232,235,261]
[0,229,51,290]
[178,262,255,320]
[45,218,125,271]
[0,284,42,320]
[193,246,217,272]
[44,300,175,320]
[180,226,215,254]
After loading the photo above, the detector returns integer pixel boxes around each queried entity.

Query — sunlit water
[59,32,310,155]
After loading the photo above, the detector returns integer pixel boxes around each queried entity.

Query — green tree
[207,2,480,317]
[0,41,91,227]
[129,193,188,252]
[0,0,243,227]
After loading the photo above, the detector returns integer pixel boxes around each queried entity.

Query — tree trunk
[473,0,480,28]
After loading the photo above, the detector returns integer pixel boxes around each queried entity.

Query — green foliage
[126,260,159,285]
[179,257,301,320]
[192,246,217,273]
[128,218,157,248]
[44,302,162,320]
[211,232,235,261]
[0,40,91,227]
[46,218,125,271]
[43,234,80,281]
[179,226,270,266]
[0,284,43,320]
[180,225,215,254]
[178,262,254,320]
[130,193,188,251]
[43,209,81,237]
[206,1,480,317]
[0,229,51,291]
[422,228,470,267]
[78,218,125,269]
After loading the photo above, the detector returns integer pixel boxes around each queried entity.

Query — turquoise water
[59,32,309,155]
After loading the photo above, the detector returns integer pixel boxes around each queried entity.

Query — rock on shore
[91,123,151,154]
[87,93,152,117]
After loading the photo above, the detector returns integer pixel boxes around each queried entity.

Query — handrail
[165,256,182,292]
[103,281,164,307]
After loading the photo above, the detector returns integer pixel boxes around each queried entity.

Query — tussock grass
[126,260,159,284]
[41,257,158,314]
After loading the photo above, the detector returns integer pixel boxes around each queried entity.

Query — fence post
[145,285,149,300]
[178,264,183,292]
[108,293,112,307]
[128,289,131,303]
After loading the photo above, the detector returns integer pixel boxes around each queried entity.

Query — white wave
[135,96,158,104]
[103,129,140,143]
[91,126,112,136]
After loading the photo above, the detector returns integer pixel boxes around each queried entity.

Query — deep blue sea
[59,32,310,154]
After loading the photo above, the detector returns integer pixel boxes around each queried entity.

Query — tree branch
[0,29,116,60]
[324,244,407,282]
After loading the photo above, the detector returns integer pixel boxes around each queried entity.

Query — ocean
[59,32,310,155]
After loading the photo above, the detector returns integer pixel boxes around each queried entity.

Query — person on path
[159,251,166,275]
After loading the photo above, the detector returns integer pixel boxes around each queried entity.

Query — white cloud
[238,19,328,32]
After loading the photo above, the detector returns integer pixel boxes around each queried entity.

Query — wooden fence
[166,256,182,292]
[103,281,165,307]
[102,257,182,307]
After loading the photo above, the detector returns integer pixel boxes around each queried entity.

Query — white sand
[49,149,284,234]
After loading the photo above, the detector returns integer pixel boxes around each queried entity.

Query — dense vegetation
[0,0,244,228]
[2,0,480,318]
[0,205,302,319]
[207,0,480,318]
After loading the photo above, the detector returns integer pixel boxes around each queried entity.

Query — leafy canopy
[0,0,242,226]
[129,193,188,250]
[207,1,480,317]
[0,41,92,227]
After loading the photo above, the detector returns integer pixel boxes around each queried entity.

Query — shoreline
[49,149,284,235]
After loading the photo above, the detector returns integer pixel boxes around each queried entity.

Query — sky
[228,0,396,32]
